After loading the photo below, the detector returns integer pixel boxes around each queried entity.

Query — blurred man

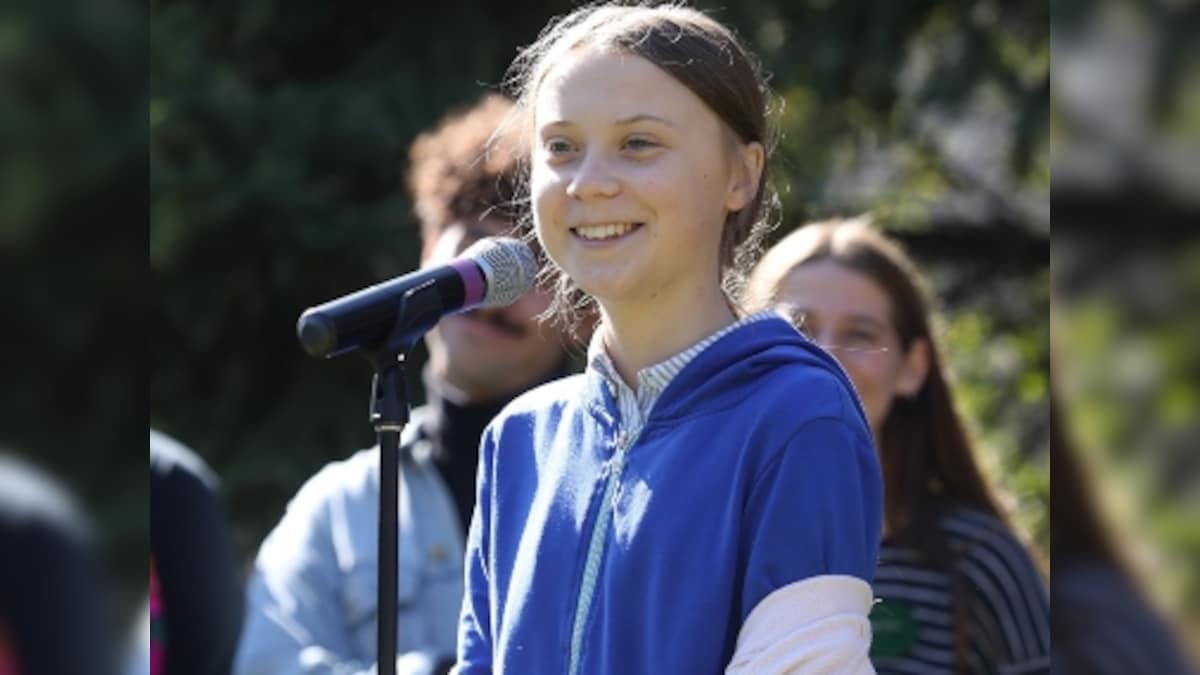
[234,94,576,675]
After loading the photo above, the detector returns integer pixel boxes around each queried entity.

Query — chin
[573,274,639,305]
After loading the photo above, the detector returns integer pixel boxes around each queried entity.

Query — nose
[566,151,620,200]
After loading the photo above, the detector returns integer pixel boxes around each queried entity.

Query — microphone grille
[462,237,538,307]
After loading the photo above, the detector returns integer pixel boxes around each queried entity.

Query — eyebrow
[539,114,675,131]
[615,114,675,127]
[791,308,887,330]
[844,315,887,330]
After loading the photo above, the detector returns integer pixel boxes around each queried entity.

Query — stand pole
[368,353,411,675]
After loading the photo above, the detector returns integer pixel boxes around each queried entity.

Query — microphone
[297,237,537,358]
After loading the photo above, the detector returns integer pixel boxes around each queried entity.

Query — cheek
[646,157,699,195]
[530,165,561,220]
[531,183,562,255]
[842,361,876,400]
[512,289,553,319]
[653,158,728,234]
[844,357,892,404]
[848,357,906,417]
[631,163,694,226]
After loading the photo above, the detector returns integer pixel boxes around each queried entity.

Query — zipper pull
[613,430,628,450]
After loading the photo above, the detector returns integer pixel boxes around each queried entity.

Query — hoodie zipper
[567,427,638,675]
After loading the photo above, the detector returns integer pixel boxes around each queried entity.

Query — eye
[843,329,880,347]
[622,136,659,152]
[543,137,577,156]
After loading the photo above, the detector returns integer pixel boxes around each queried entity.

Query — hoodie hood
[579,314,870,434]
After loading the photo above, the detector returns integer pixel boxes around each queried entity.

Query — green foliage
[1,0,146,623]
[940,271,1051,554]
[1055,238,1200,640]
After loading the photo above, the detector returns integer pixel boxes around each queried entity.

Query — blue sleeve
[739,416,883,621]
[455,428,495,674]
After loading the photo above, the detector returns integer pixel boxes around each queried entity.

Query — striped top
[870,505,1050,675]
[586,311,778,431]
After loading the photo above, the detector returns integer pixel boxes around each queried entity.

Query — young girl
[456,5,882,673]
[747,218,1050,673]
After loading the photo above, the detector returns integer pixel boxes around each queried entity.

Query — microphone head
[461,237,538,307]
[296,309,336,358]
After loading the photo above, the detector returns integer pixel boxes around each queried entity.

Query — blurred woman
[748,217,1049,673]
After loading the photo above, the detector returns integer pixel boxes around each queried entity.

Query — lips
[571,222,643,241]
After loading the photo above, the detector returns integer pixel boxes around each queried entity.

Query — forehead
[777,260,894,324]
[534,48,716,129]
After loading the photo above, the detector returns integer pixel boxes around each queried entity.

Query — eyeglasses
[815,343,892,358]
[793,326,890,357]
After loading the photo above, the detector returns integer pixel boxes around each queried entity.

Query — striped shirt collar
[586,310,778,429]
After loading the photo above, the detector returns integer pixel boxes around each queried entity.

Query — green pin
[869,597,920,659]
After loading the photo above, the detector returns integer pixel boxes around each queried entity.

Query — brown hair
[406,94,523,243]
[1050,381,1126,571]
[499,2,778,334]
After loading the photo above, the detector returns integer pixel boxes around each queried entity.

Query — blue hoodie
[457,316,882,674]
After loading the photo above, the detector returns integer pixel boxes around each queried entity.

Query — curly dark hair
[406,94,524,242]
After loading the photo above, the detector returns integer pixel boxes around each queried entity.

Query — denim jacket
[235,408,464,675]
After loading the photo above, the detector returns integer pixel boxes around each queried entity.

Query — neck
[598,282,736,387]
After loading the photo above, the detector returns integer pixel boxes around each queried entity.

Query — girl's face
[530,48,760,312]
[775,260,929,437]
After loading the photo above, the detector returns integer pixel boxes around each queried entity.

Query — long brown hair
[497,2,779,336]
[1050,380,1126,572]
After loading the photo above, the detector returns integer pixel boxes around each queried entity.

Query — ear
[724,140,765,213]
[896,337,931,397]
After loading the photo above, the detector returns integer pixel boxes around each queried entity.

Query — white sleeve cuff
[725,574,876,675]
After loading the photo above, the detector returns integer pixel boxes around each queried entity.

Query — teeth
[575,223,637,240]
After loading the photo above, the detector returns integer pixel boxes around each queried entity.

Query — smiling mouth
[571,222,644,241]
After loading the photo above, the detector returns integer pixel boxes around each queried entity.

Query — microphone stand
[360,289,441,675]
[363,347,409,675]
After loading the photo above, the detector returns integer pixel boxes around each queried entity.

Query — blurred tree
[2,0,146,629]
[1052,0,1200,659]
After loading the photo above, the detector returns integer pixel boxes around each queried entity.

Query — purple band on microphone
[450,258,486,307]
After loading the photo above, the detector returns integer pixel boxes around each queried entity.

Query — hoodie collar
[585,311,780,431]
[581,310,868,435]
